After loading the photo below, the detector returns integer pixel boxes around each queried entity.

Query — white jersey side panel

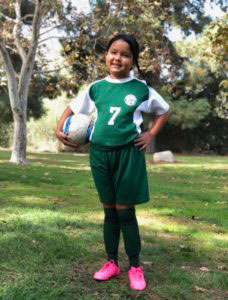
[69,85,96,115]
[133,84,169,134]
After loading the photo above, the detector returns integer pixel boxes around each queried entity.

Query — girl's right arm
[55,106,78,148]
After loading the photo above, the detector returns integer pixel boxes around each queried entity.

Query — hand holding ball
[63,113,94,146]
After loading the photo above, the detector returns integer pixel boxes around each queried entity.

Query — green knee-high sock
[117,207,141,267]
[103,207,120,264]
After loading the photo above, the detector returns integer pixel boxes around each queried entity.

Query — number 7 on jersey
[108,106,121,125]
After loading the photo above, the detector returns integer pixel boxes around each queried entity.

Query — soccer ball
[63,113,94,145]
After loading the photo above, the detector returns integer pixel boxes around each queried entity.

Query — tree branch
[0,41,17,84]
[21,14,34,21]
[34,66,65,74]
[30,0,44,50]
[0,12,16,23]
[5,45,18,54]
[0,40,21,113]
[38,34,82,44]
[19,0,44,101]
[39,25,63,37]
[38,35,63,44]
[13,0,27,62]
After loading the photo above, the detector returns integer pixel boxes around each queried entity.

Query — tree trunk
[146,137,156,154]
[146,120,156,154]
[10,107,27,164]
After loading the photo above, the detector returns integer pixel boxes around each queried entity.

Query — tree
[0,0,78,164]
[203,15,228,120]
[159,15,228,154]
[0,0,44,163]
[60,0,226,91]
[59,0,226,153]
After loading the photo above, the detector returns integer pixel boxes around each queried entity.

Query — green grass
[0,150,227,300]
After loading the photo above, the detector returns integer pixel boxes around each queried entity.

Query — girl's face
[105,39,134,79]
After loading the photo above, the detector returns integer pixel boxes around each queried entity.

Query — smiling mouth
[111,64,122,67]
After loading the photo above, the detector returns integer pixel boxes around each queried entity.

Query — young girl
[56,34,170,291]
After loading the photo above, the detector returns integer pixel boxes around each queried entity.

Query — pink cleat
[93,260,120,281]
[128,266,146,291]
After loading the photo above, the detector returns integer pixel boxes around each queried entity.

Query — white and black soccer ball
[63,113,94,145]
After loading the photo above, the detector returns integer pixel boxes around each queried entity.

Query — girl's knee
[116,204,134,210]
[103,203,116,209]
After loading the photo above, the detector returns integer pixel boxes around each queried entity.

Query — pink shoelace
[100,260,115,271]
[131,267,144,280]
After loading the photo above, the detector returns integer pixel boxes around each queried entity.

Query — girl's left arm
[134,110,170,150]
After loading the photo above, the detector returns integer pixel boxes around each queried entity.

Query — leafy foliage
[0,0,227,154]
[216,80,228,119]
[165,16,228,154]
[59,0,227,153]
[167,97,211,130]
[0,0,75,110]
[60,0,217,89]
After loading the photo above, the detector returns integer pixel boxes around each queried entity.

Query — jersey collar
[105,75,134,84]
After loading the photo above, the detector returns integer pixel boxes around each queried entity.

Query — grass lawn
[0,149,227,300]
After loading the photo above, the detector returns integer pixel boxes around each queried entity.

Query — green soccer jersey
[69,76,169,147]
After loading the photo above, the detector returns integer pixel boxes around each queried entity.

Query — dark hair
[106,34,147,83]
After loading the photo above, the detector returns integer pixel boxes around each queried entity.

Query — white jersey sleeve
[138,86,169,115]
[69,85,96,115]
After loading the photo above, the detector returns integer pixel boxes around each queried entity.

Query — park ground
[0,149,227,300]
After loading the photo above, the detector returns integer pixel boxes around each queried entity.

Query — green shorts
[89,143,150,205]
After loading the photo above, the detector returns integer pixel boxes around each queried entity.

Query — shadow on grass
[0,150,227,299]
[0,162,92,186]
[0,215,106,299]
[0,209,227,300]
